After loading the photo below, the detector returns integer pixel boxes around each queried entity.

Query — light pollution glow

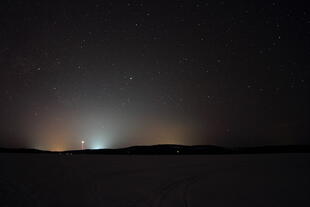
[21,107,200,151]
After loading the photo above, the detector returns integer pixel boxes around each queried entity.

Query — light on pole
[81,140,85,150]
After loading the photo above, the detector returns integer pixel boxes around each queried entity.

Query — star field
[0,1,309,150]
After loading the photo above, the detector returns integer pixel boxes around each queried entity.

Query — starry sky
[0,1,309,151]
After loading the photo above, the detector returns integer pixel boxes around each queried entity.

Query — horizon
[2,134,309,151]
[1,143,310,153]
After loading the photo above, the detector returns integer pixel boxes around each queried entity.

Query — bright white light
[91,141,105,149]
[81,140,85,144]
[91,144,104,149]
[90,137,106,149]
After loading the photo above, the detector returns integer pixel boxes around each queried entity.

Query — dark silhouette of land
[1,144,310,206]
[1,144,310,154]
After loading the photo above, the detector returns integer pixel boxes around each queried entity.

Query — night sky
[0,1,309,151]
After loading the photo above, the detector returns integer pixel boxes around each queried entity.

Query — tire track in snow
[146,164,237,207]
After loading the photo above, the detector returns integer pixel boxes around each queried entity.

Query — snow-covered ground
[0,154,309,206]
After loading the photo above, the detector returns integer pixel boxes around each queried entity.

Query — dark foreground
[1,154,310,207]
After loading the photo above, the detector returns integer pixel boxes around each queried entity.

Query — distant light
[81,140,85,150]
[89,135,108,149]
[91,142,105,150]
[92,145,103,150]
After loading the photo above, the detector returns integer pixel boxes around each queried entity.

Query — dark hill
[0,148,52,153]
[1,145,310,154]
[67,144,310,155]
